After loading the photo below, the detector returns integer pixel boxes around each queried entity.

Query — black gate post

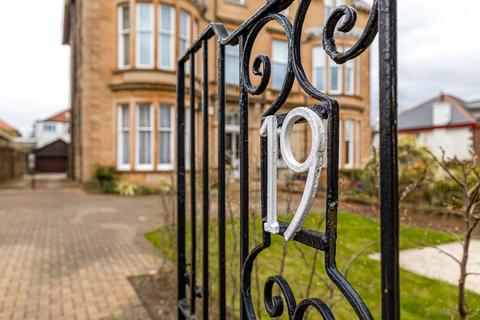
[378,0,400,319]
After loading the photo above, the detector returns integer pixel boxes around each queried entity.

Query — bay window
[117,104,130,170]
[272,40,288,90]
[226,44,240,85]
[117,5,130,68]
[136,3,154,68]
[312,46,326,91]
[158,104,174,169]
[136,103,154,170]
[158,5,175,70]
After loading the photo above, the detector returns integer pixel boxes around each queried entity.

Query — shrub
[115,181,138,197]
[93,166,117,193]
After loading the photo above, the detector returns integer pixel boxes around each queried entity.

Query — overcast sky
[0,0,479,135]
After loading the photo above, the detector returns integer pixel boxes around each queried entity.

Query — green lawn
[146,211,480,319]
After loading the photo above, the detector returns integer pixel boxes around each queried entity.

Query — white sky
[0,0,69,136]
[0,0,479,135]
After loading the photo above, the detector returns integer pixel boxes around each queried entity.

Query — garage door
[36,156,68,173]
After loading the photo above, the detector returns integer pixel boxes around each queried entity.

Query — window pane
[180,11,189,38]
[160,6,172,31]
[138,33,152,65]
[330,66,339,91]
[138,104,151,127]
[159,34,172,67]
[313,46,325,90]
[272,41,287,89]
[273,62,286,89]
[122,34,130,66]
[122,6,130,29]
[159,132,172,164]
[314,67,325,90]
[138,4,153,29]
[121,105,129,127]
[226,45,240,85]
[272,41,288,63]
[159,105,172,128]
[122,132,130,163]
[139,131,151,164]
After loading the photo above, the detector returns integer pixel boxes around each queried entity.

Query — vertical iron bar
[201,39,210,320]
[177,60,187,320]
[217,42,227,320]
[378,0,400,319]
[238,34,249,320]
[190,51,197,316]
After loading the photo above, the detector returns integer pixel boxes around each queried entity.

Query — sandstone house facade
[62,0,373,185]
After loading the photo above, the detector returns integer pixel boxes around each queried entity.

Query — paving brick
[0,189,167,319]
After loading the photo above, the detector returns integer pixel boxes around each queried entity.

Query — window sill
[112,68,176,75]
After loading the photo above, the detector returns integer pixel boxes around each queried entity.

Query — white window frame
[312,46,326,92]
[344,119,354,168]
[158,5,175,70]
[135,103,154,171]
[272,40,288,90]
[157,104,174,170]
[117,104,131,171]
[117,5,130,69]
[136,3,154,69]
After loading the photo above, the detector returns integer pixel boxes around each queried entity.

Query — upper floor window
[43,123,56,132]
[136,3,154,68]
[272,40,288,90]
[312,46,326,91]
[158,5,175,70]
[117,5,130,68]
[226,44,240,85]
[117,105,130,170]
[158,104,174,168]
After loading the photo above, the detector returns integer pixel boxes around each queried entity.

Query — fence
[0,146,26,183]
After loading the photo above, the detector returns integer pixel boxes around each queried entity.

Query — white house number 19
[260,107,326,241]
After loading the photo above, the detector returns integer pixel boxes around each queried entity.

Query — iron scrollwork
[239,0,379,319]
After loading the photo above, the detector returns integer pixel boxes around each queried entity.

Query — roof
[398,93,479,131]
[0,118,21,137]
[34,139,69,157]
[44,109,70,123]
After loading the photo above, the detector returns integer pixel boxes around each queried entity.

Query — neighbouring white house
[373,93,480,160]
[33,109,71,148]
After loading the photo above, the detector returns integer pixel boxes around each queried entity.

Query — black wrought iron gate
[176,0,399,319]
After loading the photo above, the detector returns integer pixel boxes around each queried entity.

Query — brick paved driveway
[0,188,167,320]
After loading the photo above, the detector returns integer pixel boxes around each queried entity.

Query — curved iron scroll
[238,0,378,319]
